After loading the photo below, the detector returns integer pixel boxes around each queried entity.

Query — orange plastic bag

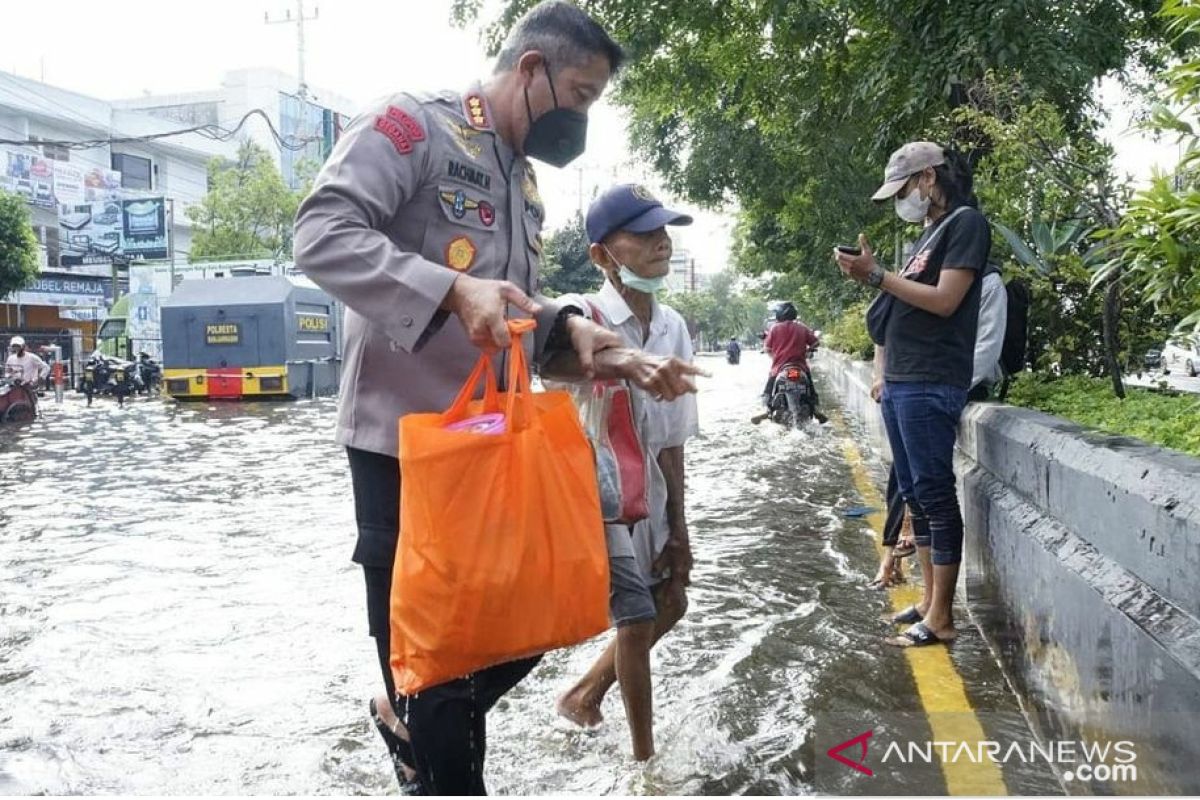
[390,319,609,695]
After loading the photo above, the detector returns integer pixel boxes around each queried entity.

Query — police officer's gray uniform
[295,85,557,460]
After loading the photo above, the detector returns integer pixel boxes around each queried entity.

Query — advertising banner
[84,167,122,202]
[52,162,86,207]
[3,151,56,208]
[127,265,163,360]
[58,196,168,266]
[121,197,168,260]
[10,273,112,308]
[59,201,123,267]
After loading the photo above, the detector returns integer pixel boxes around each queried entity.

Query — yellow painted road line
[833,409,1008,796]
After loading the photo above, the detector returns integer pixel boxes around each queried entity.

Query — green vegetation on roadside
[1004,373,1200,457]
[825,300,873,361]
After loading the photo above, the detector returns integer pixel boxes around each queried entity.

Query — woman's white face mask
[895,178,931,224]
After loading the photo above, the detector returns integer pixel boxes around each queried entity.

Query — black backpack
[1000,278,1030,376]
[994,275,1030,401]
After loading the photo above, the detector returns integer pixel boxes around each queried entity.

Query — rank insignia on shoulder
[445,236,478,271]
[464,93,491,130]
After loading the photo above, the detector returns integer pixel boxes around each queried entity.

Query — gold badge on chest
[445,236,478,271]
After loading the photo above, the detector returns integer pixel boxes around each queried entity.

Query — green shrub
[1005,373,1200,458]
[826,300,873,361]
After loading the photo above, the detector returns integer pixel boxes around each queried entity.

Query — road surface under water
[1,352,1061,794]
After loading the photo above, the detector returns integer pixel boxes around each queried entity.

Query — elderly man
[294,1,700,794]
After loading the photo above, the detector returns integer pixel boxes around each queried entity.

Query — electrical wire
[0,73,325,153]
[0,108,320,152]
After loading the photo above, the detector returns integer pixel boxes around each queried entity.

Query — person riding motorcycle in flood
[5,336,49,386]
[752,303,827,425]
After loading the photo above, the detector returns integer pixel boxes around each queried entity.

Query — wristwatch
[544,304,586,354]
[866,265,886,289]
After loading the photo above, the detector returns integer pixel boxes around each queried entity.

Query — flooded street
[2,352,1057,795]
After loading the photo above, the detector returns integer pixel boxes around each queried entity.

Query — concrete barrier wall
[820,351,1200,794]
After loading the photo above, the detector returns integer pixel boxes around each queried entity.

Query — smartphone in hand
[836,245,862,256]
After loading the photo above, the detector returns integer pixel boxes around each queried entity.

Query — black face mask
[522,61,588,168]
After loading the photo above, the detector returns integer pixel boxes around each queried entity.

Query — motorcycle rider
[136,351,161,393]
[752,302,827,424]
[5,337,50,386]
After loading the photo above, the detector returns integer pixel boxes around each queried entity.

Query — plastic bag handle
[444,355,501,423]
[505,319,537,431]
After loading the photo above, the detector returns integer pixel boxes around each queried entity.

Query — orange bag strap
[504,319,537,431]
[443,354,501,423]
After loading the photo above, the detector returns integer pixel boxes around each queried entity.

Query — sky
[2,0,1177,276]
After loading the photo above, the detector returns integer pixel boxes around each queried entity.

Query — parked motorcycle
[79,353,138,407]
[0,379,38,423]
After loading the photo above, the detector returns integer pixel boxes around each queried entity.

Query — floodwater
[1,352,1060,795]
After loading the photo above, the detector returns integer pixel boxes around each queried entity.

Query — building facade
[0,68,352,370]
[0,69,235,347]
[113,68,354,192]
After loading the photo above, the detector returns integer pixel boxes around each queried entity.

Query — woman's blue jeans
[880,381,968,566]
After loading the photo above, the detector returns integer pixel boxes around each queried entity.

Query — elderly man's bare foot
[557,687,604,728]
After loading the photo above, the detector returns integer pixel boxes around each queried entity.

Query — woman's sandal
[888,605,924,625]
[886,621,956,648]
[369,698,424,795]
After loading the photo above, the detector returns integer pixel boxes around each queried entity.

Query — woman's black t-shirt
[883,206,991,389]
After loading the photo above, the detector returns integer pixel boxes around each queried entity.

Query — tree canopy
[539,212,603,296]
[455,0,1172,320]
[187,141,311,263]
[0,190,40,300]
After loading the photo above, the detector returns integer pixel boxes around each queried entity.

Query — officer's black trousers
[349,446,540,795]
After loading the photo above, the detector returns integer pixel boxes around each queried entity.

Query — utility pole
[265,1,319,103]
[575,166,584,218]
[166,199,176,294]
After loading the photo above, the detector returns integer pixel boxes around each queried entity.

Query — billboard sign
[3,151,55,208]
[52,162,86,207]
[58,197,168,266]
[10,273,112,308]
[121,198,168,260]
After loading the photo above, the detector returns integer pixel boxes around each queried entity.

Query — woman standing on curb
[835,141,991,647]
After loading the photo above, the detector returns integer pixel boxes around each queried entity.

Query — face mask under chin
[605,246,667,294]
[618,265,667,294]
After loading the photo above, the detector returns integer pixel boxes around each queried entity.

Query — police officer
[294,2,701,794]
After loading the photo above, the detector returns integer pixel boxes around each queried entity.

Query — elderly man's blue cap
[586,184,693,243]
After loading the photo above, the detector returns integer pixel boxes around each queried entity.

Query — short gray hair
[494,1,625,76]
